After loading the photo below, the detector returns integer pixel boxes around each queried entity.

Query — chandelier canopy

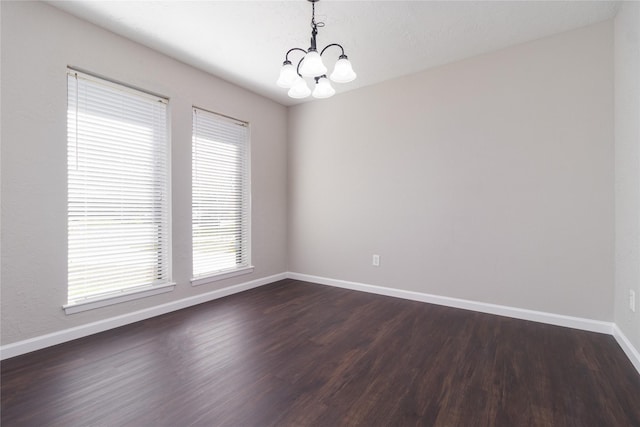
[277,0,356,100]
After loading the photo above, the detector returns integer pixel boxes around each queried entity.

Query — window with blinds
[192,107,251,281]
[67,69,171,309]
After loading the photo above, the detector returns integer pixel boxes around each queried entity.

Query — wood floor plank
[2,279,639,426]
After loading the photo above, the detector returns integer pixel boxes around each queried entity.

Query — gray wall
[2,2,629,351]
[288,21,614,321]
[0,1,288,345]
[614,2,640,352]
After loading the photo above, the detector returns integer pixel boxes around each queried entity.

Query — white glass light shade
[287,77,311,99]
[276,62,298,88]
[312,76,335,99]
[330,57,357,83]
[299,50,327,77]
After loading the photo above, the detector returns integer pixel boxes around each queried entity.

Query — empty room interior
[2,0,640,425]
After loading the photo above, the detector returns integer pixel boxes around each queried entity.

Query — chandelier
[277,0,357,99]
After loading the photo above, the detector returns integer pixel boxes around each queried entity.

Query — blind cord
[74,72,79,170]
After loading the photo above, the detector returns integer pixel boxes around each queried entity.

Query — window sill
[191,266,255,287]
[63,283,176,315]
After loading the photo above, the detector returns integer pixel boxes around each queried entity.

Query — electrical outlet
[630,290,636,313]
[372,254,380,267]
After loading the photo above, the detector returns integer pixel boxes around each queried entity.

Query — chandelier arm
[285,47,308,62]
[296,57,305,77]
[319,43,346,57]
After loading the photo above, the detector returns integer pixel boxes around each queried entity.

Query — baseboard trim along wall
[288,273,613,333]
[288,272,640,374]
[2,271,639,376]
[0,272,288,360]
[613,324,640,374]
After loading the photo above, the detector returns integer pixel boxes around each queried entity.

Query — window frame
[191,106,253,286]
[64,68,174,314]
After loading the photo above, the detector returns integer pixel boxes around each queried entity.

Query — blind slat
[192,107,250,277]
[67,70,170,305]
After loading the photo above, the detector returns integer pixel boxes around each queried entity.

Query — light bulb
[312,76,335,99]
[276,62,298,88]
[330,56,357,83]
[287,77,311,99]
[299,50,327,77]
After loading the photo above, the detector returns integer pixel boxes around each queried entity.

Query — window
[192,107,251,283]
[66,69,173,313]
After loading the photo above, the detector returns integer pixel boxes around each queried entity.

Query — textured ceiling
[47,1,620,106]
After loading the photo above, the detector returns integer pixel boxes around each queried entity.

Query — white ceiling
[47,0,620,106]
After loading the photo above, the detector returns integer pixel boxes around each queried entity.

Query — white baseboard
[289,272,640,374]
[288,272,614,334]
[0,272,287,360]
[613,324,640,374]
[4,271,638,377]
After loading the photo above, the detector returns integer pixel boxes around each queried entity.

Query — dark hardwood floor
[2,279,640,426]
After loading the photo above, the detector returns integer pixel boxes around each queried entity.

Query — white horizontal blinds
[67,69,170,305]
[192,107,250,278]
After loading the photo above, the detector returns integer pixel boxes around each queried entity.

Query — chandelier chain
[311,1,325,29]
